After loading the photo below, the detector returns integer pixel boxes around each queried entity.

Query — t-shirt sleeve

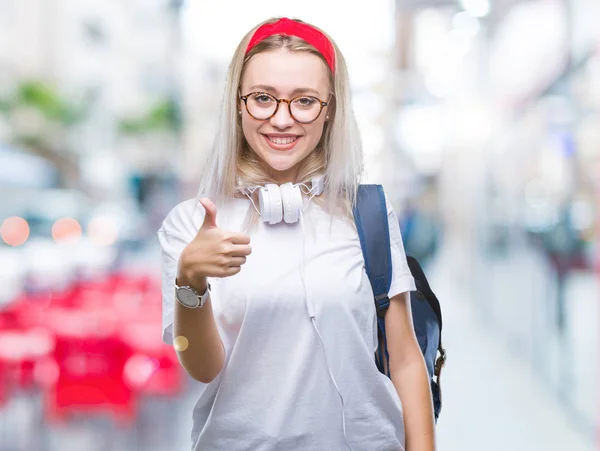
[385,194,417,298]
[156,199,205,345]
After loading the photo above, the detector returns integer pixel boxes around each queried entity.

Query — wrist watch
[175,281,211,309]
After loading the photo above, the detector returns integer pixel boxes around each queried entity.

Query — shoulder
[157,198,205,240]
[383,192,400,219]
[380,189,404,242]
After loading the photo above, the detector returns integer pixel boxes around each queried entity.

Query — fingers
[228,256,247,267]
[222,266,242,277]
[199,198,217,230]
[213,258,244,278]
[228,232,251,245]
[227,244,252,257]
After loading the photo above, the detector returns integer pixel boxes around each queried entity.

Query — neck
[267,165,300,185]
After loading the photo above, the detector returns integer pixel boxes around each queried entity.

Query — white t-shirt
[157,194,416,451]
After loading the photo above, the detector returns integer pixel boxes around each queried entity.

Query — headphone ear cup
[311,175,325,196]
[258,186,270,223]
[280,183,303,224]
[259,184,282,225]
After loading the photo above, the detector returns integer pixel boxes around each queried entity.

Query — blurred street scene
[0,0,599,450]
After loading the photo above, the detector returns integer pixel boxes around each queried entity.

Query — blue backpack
[353,184,445,421]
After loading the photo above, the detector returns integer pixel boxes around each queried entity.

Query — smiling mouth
[265,135,299,145]
[262,134,302,151]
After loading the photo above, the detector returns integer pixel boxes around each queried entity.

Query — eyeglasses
[239,92,330,124]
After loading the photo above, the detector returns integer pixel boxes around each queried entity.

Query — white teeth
[268,136,298,145]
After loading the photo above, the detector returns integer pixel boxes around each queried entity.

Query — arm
[160,197,251,384]
[386,291,436,451]
[172,276,225,384]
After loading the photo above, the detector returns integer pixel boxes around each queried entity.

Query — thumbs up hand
[177,198,252,288]
[199,197,219,230]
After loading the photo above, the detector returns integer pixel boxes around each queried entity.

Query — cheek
[241,117,258,142]
[305,122,326,145]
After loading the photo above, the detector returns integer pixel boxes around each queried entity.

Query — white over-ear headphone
[239,175,325,225]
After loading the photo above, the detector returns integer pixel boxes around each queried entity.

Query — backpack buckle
[374,294,390,318]
[434,346,446,410]
[434,347,446,377]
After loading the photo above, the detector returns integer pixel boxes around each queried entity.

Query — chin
[250,140,314,180]
[261,152,303,174]
[264,159,299,174]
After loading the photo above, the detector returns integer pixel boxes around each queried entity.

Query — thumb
[199,197,217,230]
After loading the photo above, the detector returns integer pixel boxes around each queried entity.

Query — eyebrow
[246,85,322,97]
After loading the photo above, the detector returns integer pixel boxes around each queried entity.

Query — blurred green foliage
[0,80,86,125]
[118,98,181,134]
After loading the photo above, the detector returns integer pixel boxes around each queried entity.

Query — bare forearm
[173,277,224,383]
[391,359,436,451]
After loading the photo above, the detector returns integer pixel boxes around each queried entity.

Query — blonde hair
[196,17,363,218]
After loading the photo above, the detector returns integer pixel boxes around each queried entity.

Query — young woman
[158,17,436,451]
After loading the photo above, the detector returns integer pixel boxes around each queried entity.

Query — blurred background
[0,0,598,450]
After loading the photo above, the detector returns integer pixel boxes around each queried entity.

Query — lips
[262,134,301,151]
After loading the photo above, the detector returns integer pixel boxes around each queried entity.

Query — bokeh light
[87,216,119,246]
[173,336,189,352]
[52,218,82,243]
[0,216,30,246]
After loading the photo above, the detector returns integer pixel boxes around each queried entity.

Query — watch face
[176,287,200,308]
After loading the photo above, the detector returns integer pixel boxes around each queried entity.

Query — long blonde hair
[196,17,364,217]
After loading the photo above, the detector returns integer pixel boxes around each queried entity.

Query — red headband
[245,18,336,73]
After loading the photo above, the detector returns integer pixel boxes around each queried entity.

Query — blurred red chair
[121,321,183,397]
[43,308,136,426]
[0,321,56,392]
[1,270,170,424]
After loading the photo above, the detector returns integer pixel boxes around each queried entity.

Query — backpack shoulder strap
[353,184,392,375]
[353,184,392,312]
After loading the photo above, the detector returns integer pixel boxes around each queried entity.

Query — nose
[269,101,295,129]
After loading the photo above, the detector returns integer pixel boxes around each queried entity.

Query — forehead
[241,49,330,95]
